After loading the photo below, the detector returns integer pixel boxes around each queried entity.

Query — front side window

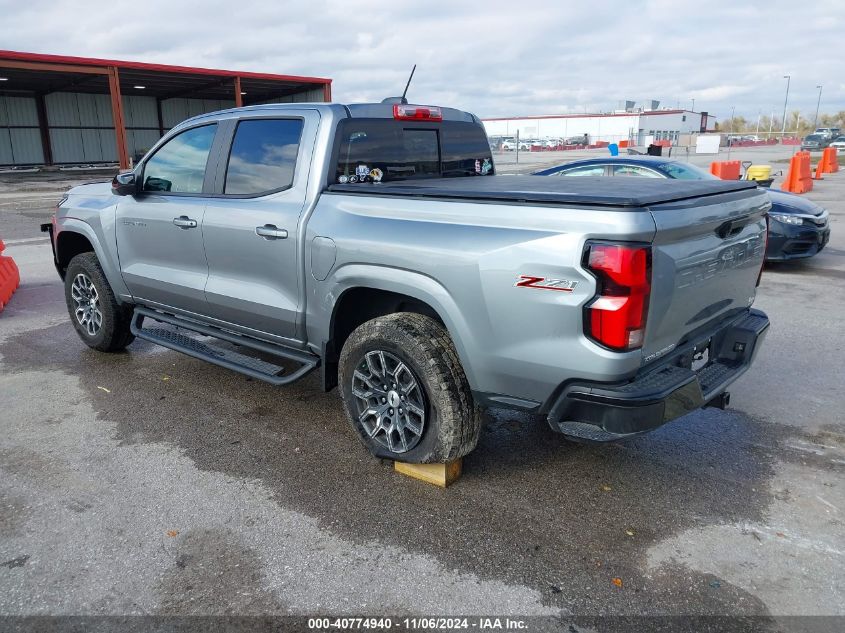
[556,165,606,177]
[660,162,715,180]
[225,118,304,195]
[143,124,217,194]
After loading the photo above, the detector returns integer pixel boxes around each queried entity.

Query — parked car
[828,135,845,151]
[802,134,830,151]
[534,157,830,261]
[813,128,837,139]
[500,138,517,151]
[43,102,770,457]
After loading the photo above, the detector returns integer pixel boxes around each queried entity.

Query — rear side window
[224,118,304,195]
[612,165,662,178]
[143,124,217,194]
[333,119,493,184]
[556,165,606,177]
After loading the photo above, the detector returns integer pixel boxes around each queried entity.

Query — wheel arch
[54,219,131,300]
[55,231,95,277]
[316,267,478,393]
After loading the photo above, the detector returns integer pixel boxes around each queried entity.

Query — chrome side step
[130,306,319,386]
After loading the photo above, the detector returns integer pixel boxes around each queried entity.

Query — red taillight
[584,243,651,351]
[393,104,443,121]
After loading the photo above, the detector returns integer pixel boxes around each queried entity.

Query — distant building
[483,109,717,145]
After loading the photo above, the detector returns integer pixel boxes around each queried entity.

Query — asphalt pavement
[0,153,843,630]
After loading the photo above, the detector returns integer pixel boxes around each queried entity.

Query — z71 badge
[514,275,578,292]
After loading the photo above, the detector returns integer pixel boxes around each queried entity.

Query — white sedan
[829,136,845,151]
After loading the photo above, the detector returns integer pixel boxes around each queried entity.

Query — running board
[130,307,319,386]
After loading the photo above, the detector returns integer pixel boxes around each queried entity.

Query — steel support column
[155,97,165,137]
[323,83,332,102]
[107,66,130,169]
[34,92,53,166]
[234,76,243,108]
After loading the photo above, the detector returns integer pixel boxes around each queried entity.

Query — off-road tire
[64,252,134,352]
[338,312,482,463]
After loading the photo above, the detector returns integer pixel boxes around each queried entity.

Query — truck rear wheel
[64,252,134,352]
[338,313,481,463]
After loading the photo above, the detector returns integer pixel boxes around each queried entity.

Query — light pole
[780,75,791,136]
[690,98,695,112]
[728,106,736,159]
[814,85,823,129]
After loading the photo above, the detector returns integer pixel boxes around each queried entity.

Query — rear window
[332,119,494,184]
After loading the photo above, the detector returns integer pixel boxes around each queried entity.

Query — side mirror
[111,171,138,196]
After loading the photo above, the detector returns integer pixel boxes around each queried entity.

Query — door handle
[173,215,198,229]
[255,224,288,240]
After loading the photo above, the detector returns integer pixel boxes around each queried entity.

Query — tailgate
[643,188,770,361]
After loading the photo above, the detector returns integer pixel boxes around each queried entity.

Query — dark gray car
[802,134,830,151]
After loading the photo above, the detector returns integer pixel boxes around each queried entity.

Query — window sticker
[481,158,492,175]
[369,168,383,183]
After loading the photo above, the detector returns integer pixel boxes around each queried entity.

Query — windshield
[332,118,494,184]
[658,162,717,180]
[805,135,823,141]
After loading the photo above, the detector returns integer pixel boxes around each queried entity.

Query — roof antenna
[401,64,416,102]
[381,65,416,104]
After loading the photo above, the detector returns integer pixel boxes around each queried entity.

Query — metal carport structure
[0,50,332,169]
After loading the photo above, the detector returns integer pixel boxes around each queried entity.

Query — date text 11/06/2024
[307,617,528,630]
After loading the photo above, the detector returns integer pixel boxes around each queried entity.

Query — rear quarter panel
[305,193,657,405]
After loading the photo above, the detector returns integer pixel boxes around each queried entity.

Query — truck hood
[766,189,823,215]
[67,180,113,197]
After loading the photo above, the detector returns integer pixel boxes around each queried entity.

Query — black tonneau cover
[327,175,759,207]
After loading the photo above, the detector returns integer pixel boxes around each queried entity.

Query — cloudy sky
[2,0,842,120]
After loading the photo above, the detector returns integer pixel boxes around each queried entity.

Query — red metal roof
[0,49,331,86]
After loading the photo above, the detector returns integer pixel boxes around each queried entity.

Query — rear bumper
[546,309,769,441]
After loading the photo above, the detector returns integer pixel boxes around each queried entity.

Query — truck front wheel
[338,313,481,463]
[64,252,134,352]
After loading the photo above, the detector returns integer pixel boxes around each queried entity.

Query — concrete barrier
[781,151,813,194]
[0,239,21,312]
[710,160,742,180]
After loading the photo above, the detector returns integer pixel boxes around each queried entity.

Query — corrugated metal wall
[43,93,235,164]
[0,95,44,165]
[258,87,326,104]
[161,98,235,130]
[46,93,117,163]
[2,87,324,166]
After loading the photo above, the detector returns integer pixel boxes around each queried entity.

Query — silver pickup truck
[43,101,770,463]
